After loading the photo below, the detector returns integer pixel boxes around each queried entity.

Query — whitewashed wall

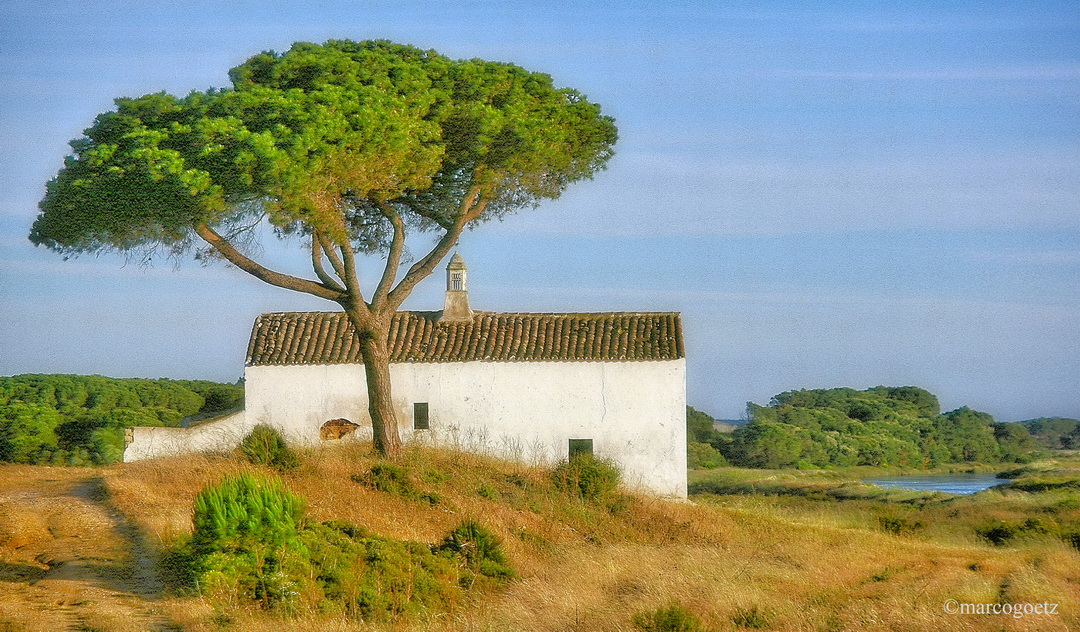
[245,360,687,497]
[124,410,250,461]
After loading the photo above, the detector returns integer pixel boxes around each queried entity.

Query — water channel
[863,473,1003,495]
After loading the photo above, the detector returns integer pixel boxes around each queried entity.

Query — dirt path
[0,468,181,631]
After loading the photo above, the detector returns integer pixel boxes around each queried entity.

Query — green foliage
[722,386,1035,470]
[687,406,726,445]
[438,520,515,581]
[975,518,1052,546]
[552,454,622,501]
[878,515,924,536]
[186,473,307,609]
[687,442,727,469]
[632,604,706,632]
[353,463,442,505]
[999,476,1080,493]
[1021,417,1080,450]
[177,474,512,620]
[686,406,733,470]
[240,424,299,471]
[31,39,617,261]
[0,402,62,463]
[0,374,243,466]
[190,473,306,556]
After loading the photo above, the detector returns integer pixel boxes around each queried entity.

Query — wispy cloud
[477,282,1080,316]
[770,66,1080,81]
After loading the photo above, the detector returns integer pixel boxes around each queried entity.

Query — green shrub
[632,604,706,631]
[302,521,460,621]
[354,463,441,505]
[240,424,299,471]
[176,476,511,620]
[975,518,1051,546]
[688,442,727,469]
[439,520,515,581]
[185,473,307,609]
[552,454,621,501]
[1002,477,1080,493]
[878,515,924,536]
[191,472,306,554]
[361,463,415,495]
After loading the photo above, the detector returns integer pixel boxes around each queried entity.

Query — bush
[186,473,307,609]
[353,463,441,505]
[190,472,306,554]
[878,515,924,536]
[177,475,512,619]
[439,520,515,581]
[552,454,621,501]
[975,518,1051,546]
[688,442,727,469]
[632,604,706,631]
[240,424,299,471]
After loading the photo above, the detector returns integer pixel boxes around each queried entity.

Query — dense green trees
[685,406,730,469]
[694,386,1037,470]
[1021,417,1080,450]
[31,40,617,458]
[0,374,243,465]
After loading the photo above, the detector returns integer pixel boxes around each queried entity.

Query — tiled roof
[246,311,684,366]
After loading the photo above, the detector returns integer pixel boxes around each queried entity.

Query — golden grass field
[1,443,1078,631]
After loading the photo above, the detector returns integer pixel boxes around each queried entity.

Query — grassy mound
[90,444,1080,631]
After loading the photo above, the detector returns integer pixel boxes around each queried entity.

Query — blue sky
[1,1,1077,421]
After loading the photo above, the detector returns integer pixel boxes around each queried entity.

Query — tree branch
[194,222,346,301]
[311,236,346,293]
[371,201,406,311]
[316,231,348,282]
[338,238,363,304]
[385,186,488,312]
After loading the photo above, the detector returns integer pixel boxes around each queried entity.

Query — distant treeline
[1020,417,1080,450]
[688,386,1038,469]
[0,374,243,466]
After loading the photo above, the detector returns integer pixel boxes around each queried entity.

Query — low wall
[123,410,251,462]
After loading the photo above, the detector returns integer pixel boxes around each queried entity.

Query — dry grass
[4,445,1079,631]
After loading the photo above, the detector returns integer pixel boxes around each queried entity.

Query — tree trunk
[350,313,402,458]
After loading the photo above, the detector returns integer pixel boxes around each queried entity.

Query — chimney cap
[448,252,467,269]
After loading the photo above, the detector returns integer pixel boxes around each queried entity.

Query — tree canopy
[699,386,1037,470]
[31,40,616,274]
[30,40,618,456]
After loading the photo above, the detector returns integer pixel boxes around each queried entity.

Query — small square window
[568,438,593,459]
[413,403,429,430]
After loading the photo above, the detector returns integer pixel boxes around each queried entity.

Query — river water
[863,473,1003,495]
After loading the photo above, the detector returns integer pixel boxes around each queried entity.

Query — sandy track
[0,469,181,631]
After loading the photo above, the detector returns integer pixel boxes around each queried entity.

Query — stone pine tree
[29,40,618,457]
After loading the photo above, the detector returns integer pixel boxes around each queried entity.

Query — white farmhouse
[126,255,687,497]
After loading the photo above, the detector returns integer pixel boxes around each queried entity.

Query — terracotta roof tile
[246,311,685,366]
